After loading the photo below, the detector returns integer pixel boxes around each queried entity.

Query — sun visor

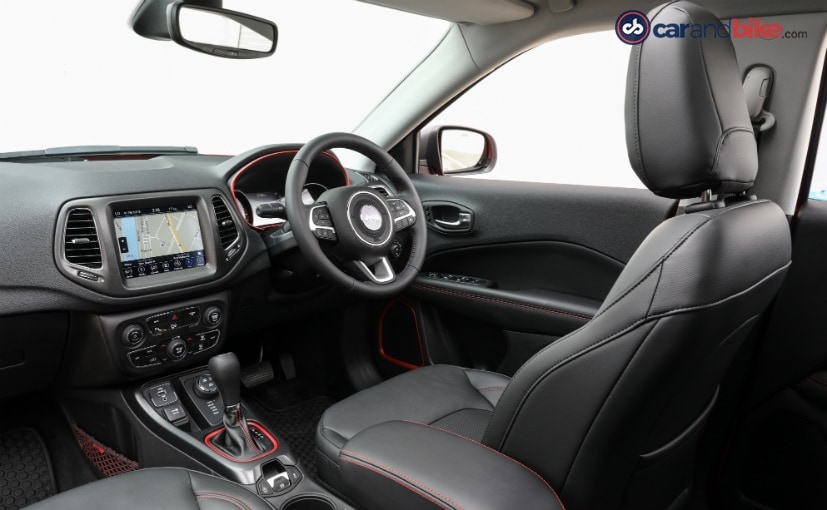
[357,0,535,25]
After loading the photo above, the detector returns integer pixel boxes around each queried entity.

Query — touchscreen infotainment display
[113,204,206,279]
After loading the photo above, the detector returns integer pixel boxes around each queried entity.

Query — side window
[423,31,643,188]
[810,114,827,200]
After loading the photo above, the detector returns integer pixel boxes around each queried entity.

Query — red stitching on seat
[410,283,592,321]
[807,376,827,392]
[407,421,567,510]
[194,491,253,510]
[340,450,463,510]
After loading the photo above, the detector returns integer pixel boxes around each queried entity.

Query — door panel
[386,174,675,375]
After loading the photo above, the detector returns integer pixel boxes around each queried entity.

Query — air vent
[64,208,102,269]
[211,195,239,250]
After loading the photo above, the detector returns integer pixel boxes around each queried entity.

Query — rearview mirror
[167,3,277,59]
[420,126,497,175]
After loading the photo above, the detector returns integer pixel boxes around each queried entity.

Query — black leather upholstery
[26,468,273,510]
[315,3,792,509]
[316,365,510,489]
[626,1,758,198]
[340,421,563,510]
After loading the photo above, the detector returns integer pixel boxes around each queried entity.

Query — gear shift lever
[209,352,241,408]
[207,352,269,460]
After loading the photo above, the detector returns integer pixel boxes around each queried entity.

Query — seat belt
[743,65,776,140]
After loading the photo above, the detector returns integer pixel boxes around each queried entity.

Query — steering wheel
[285,132,427,297]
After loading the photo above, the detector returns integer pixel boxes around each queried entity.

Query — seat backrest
[481,3,792,509]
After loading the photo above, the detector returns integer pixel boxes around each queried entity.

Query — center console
[129,353,348,509]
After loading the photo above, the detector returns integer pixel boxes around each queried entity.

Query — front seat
[315,2,792,509]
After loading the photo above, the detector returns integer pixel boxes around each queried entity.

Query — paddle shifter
[208,352,270,460]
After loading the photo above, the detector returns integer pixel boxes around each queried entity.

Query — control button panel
[421,272,492,287]
[143,381,189,428]
[128,330,221,368]
[102,292,229,376]
[162,403,189,426]
[257,460,302,497]
[146,306,201,336]
[148,382,178,408]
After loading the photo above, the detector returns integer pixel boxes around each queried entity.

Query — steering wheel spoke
[352,257,396,284]
[386,198,417,232]
[309,204,337,242]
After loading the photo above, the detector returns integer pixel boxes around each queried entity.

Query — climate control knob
[203,306,222,327]
[166,338,188,361]
[121,324,145,347]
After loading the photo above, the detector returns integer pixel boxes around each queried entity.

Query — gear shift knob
[209,352,241,408]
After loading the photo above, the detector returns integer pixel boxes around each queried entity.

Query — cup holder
[281,494,336,510]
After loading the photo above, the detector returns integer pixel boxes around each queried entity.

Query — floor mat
[248,395,334,479]
[0,428,56,510]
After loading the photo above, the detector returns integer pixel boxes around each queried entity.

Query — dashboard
[0,143,397,395]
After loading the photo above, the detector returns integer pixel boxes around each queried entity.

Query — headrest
[625,1,758,199]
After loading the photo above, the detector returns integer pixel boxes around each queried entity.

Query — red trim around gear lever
[203,421,279,463]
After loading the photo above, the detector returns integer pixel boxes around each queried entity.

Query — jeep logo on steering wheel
[359,204,383,231]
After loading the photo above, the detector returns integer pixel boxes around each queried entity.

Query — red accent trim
[203,421,278,463]
[378,300,425,371]
[228,149,350,231]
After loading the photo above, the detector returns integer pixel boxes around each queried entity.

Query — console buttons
[147,314,170,336]
[194,374,219,399]
[129,346,162,368]
[203,306,222,327]
[285,466,302,486]
[181,307,200,324]
[166,338,187,361]
[121,324,145,347]
[149,383,178,408]
[269,472,291,493]
[204,330,220,346]
[128,351,148,367]
[162,403,189,426]
[256,479,275,497]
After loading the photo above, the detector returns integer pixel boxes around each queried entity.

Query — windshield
[0,0,448,155]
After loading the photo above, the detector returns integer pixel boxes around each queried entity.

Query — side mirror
[167,3,277,59]
[420,126,497,175]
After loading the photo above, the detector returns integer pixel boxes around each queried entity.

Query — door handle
[434,212,472,228]
[423,201,474,234]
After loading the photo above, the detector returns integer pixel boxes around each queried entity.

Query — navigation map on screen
[114,204,206,279]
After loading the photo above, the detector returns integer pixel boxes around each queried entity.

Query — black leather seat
[25,468,273,510]
[316,2,792,509]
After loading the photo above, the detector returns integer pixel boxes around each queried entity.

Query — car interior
[2,0,827,509]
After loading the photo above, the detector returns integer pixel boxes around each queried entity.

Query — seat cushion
[26,467,273,510]
[316,364,511,492]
